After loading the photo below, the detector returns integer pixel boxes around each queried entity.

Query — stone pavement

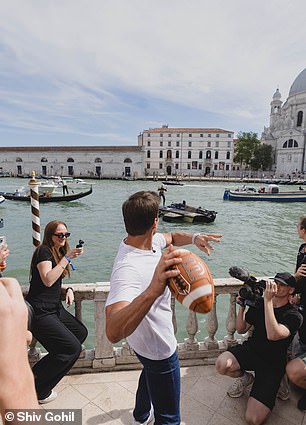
[36,365,306,425]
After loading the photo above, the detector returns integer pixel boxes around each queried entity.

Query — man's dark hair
[122,191,160,236]
[300,216,306,230]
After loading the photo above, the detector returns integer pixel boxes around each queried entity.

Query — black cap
[273,272,296,287]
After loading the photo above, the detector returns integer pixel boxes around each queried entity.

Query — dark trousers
[134,351,181,424]
[31,303,88,399]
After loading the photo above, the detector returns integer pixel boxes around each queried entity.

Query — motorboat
[223,185,306,202]
[159,202,217,223]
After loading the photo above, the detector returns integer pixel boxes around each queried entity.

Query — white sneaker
[38,390,57,404]
[132,406,154,424]
[227,372,254,398]
[277,374,290,401]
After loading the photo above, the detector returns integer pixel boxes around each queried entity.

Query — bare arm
[37,246,84,287]
[163,231,223,256]
[264,281,290,341]
[106,245,182,343]
[236,303,252,334]
[0,278,38,418]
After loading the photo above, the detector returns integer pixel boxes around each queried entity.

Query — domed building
[261,68,306,177]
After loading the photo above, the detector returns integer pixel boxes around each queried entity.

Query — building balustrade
[23,277,253,374]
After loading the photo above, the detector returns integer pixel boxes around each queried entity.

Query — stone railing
[24,277,255,373]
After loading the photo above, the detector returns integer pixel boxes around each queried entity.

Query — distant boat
[0,186,93,203]
[162,180,184,186]
[223,186,306,202]
[159,202,217,223]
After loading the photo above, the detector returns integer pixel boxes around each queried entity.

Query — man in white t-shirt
[106,191,222,425]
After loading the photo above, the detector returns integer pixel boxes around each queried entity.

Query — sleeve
[153,233,167,250]
[281,308,303,336]
[245,306,256,326]
[36,245,53,265]
[106,263,143,306]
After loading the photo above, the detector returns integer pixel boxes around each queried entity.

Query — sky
[1,0,306,147]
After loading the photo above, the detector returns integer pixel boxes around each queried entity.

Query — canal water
[0,178,304,345]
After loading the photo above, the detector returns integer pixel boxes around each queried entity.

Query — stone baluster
[28,338,41,365]
[171,296,177,335]
[224,293,238,348]
[74,296,86,358]
[93,286,115,368]
[184,311,199,351]
[204,294,218,349]
[74,299,82,322]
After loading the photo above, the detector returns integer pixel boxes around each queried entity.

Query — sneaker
[277,375,290,401]
[227,372,254,398]
[297,392,306,411]
[132,406,154,424]
[38,390,57,404]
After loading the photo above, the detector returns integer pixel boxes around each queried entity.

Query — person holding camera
[215,273,302,425]
[286,215,306,410]
[26,220,88,404]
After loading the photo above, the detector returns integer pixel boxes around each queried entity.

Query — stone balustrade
[23,277,257,374]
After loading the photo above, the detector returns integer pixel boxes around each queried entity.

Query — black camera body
[76,239,84,248]
[229,266,266,308]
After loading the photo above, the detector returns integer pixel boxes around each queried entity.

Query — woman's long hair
[30,220,71,280]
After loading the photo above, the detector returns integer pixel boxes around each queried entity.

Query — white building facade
[0,146,144,179]
[261,68,306,177]
[138,126,234,177]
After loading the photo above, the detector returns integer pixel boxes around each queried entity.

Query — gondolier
[158,184,167,206]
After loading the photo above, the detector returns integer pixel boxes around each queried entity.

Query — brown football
[167,249,214,314]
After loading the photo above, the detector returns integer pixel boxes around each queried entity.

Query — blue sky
[1,0,306,147]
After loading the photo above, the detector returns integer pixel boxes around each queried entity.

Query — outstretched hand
[194,233,223,256]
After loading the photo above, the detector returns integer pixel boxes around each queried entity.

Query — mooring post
[28,171,41,248]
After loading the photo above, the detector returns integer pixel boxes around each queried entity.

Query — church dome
[289,68,306,96]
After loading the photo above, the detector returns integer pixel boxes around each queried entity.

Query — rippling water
[1,178,304,344]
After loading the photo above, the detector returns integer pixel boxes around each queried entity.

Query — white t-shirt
[106,233,177,360]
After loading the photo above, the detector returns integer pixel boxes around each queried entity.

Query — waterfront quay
[19,279,306,425]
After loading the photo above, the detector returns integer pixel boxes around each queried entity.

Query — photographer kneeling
[215,273,302,425]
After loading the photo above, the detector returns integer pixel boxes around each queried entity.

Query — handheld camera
[229,266,266,308]
[76,239,84,248]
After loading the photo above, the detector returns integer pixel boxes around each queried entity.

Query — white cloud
[0,0,306,145]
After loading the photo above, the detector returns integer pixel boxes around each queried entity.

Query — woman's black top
[295,243,306,343]
[26,245,62,305]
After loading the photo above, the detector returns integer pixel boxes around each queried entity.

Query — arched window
[175,150,179,159]
[124,158,132,163]
[297,111,303,127]
[94,157,102,163]
[67,157,74,162]
[199,151,203,159]
[188,151,191,159]
[166,150,172,159]
[214,151,219,159]
[16,157,23,162]
[283,139,298,148]
[226,151,230,160]
[41,157,48,162]
[206,150,211,159]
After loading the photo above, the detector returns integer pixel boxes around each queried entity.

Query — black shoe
[297,392,306,411]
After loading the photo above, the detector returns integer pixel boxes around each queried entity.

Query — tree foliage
[234,132,273,171]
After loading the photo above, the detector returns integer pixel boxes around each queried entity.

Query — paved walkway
[35,365,306,425]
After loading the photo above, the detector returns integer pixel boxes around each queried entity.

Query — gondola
[0,186,93,203]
